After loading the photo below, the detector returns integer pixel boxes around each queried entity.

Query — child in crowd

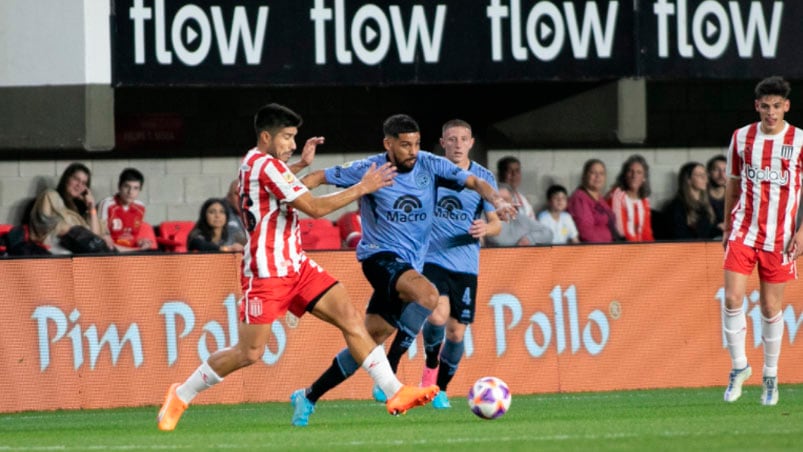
[537,185,579,244]
[98,168,151,251]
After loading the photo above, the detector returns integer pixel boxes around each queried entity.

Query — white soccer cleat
[724,365,752,402]
[761,376,778,406]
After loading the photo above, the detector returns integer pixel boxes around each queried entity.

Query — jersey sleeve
[429,153,471,187]
[727,129,742,178]
[323,157,376,188]
[262,159,309,203]
[480,170,498,213]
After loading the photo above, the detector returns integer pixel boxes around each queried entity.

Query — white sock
[723,306,748,370]
[361,345,402,398]
[762,312,784,378]
[176,361,223,404]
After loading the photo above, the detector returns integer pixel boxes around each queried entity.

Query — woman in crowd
[667,162,719,240]
[568,158,617,243]
[27,163,111,253]
[187,198,245,252]
[605,154,654,242]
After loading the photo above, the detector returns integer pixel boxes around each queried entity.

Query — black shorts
[362,251,415,327]
[423,262,477,324]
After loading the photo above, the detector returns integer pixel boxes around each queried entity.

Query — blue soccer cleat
[431,390,451,409]
[372,384,387,403]
[290,389,315,427]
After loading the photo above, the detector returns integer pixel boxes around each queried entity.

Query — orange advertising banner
[1,243,803,413]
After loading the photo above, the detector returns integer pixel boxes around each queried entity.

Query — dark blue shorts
[423,262,477,324]
[362,251,414,327]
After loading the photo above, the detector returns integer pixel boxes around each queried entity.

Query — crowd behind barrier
[0,151,730,257]
[2,244,803,413]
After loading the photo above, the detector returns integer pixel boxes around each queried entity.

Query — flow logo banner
[113,0,799,86]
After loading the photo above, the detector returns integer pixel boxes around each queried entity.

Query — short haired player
[721,76,803,406]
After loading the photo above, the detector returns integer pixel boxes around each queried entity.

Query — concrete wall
[0,147,725,227]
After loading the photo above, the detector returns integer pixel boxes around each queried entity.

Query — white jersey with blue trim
[426,161,497,275]
[324,151,471,270]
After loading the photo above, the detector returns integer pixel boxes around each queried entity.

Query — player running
[289,114,515,426]
[156,104,436,431]
[378,119,502,408]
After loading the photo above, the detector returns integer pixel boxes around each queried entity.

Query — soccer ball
[467,376,511,419]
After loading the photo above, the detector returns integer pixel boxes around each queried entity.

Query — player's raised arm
[301,169,327,189]
[288,136,323,174]
[464,175,517,221]
[292,162,396,218]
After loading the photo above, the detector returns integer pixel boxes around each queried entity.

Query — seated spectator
[27,190,85,254]
[568,159,618,243]
[605,154,654,242]
[666,162,719,240]
[27,163,112,254]
[98,168,152,251]
[223,179,248,247]
[187,198,245,252]
[486,184,553,246]
[706,154,727,233]
[497,156,535,219]
[537,185,579,244]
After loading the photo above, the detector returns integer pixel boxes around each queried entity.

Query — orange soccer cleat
[386,384,439,415]
[157,383,188,431]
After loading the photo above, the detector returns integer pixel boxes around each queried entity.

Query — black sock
[436,361,456,390]
[386,331,409,373]
[425,343,442,369]
[307,355,351,403]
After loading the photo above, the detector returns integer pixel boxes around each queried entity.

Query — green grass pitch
[1,385,801,451]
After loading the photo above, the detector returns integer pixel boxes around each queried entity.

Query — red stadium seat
[299,218,341,250]
[0,224,13,253]
[156,221,195,252]
[336,211,362,248]
[138,222,159,250]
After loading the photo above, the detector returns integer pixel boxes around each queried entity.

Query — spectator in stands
[486,184,553,246]
[707,154,727,233]
[187,198,244,252]
[605,154,654,242]
[98,168,151,251]
[497,156,535,219]
[223,179,249,247]
[568,159,617,243]
[27,163,112,253]
[666,161,718,240]
[537,184,579,244]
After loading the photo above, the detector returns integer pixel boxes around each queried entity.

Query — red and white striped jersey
[238,148,309,278]
[605,187,653,242]
[727,121,803,252]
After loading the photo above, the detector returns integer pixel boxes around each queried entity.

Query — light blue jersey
[426,162,497,275]
[324,151,471,271]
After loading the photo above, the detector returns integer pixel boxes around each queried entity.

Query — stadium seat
[138,222,159,250]
[299,218,341,250]
[156,221,195,252]
[336,211,362,248]
[0,224,13,254]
